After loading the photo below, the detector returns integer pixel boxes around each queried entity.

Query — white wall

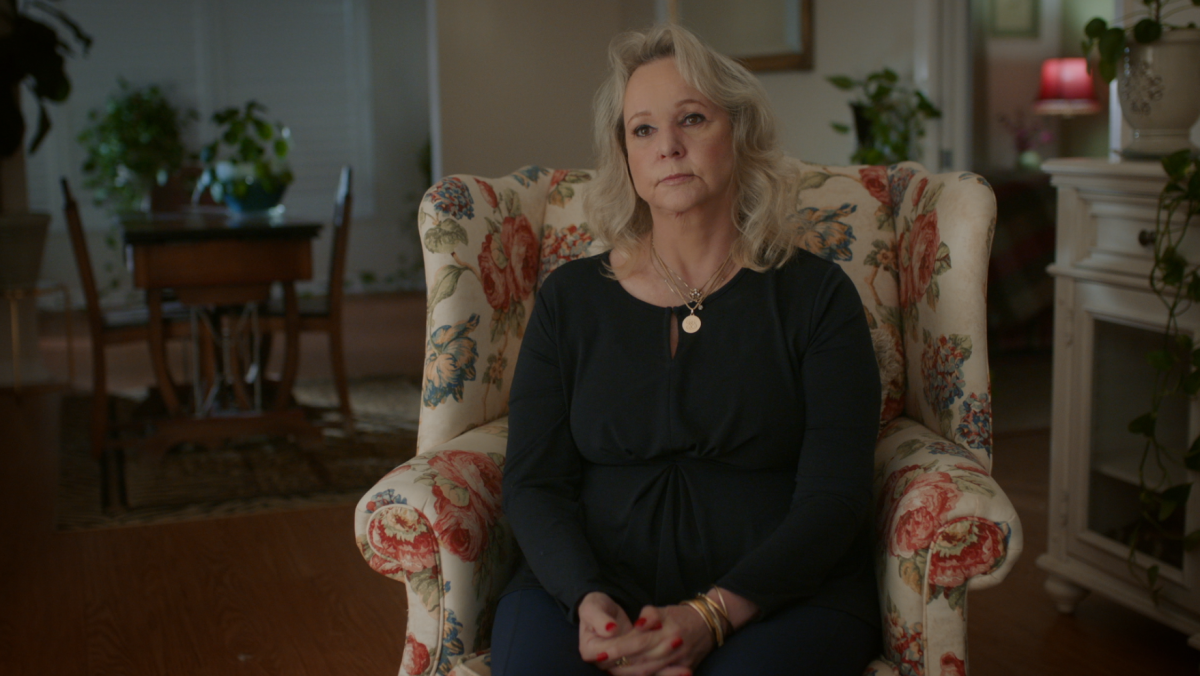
[433,0,924,174]
[434,0,649,178]
[361,0,431,289]
[27,0,430,303]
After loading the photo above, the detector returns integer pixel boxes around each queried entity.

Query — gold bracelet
[695,594,730,643]
[695,596,726,646]
[696,598,725,647]
[701,591,731,632]
[713,588,730,623]
[681,598,725,646]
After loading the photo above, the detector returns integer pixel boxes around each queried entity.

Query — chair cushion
[447,653,490,676]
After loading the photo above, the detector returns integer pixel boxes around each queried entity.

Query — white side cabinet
[1039,158,1200,649]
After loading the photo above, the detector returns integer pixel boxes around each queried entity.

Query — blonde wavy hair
[586,23,802,277]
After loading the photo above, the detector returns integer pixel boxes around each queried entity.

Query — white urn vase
[0,212,53,388]
[1118,28,1200,157]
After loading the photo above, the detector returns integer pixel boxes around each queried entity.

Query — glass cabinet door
[1088,318,1191,570]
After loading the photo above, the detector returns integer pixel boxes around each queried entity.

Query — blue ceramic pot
[222,180,287,214]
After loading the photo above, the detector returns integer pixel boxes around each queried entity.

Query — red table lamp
[1034,57,1102,117]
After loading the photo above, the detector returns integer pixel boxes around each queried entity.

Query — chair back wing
[416,167,600,454]
[415,163,995,466]
[60,178,106,339]
[788,162,996,469]
[897,170,996,465]
[326,165,353,317]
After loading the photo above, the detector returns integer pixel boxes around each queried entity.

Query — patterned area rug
[56,376,420,531]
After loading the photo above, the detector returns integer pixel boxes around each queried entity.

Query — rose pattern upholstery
[354,162,1022,676]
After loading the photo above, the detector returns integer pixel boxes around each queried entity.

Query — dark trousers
[491,588,880,676]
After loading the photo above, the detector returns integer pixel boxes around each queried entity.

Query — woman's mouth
[659,174,693,185]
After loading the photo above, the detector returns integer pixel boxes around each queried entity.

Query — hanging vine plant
[1133,148,1200,599]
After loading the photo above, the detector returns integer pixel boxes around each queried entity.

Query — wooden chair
[60,179,192,463]
[259,165,354,430]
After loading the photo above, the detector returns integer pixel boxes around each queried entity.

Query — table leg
[147,288,181,415]
[190,308,204,415]
[225,310,253,411]
[62,286,75,388]
[274,282,301,410]
[9,296,20,392]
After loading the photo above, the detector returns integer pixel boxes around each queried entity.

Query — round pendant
[682,314,702,334]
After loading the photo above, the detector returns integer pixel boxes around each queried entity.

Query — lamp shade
[1034,57,1102,116]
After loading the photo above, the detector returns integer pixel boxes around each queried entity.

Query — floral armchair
[354,163,1023,676]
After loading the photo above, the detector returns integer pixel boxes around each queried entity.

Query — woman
[492,24,881,676]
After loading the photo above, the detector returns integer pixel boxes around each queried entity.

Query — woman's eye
[632,125,653,138]
[682,113,706,125]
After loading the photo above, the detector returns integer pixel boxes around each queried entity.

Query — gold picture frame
[670,0,814,72]
[989,0,1040,39]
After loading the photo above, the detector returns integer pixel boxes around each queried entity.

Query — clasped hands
[577,591,716,676]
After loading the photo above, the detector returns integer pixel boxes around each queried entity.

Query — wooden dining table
[121,209,323,456]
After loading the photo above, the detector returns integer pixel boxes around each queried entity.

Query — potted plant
[77,79,197,214]
[0,0,91,161]
[827,67,941,165]
[1083,0,1200,157]
[195,100,293,214]
[998,111,1055,172]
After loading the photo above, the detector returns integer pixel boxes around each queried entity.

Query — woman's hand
[579,587,759,675]
[586,603,714,676]
[578,592,633,664]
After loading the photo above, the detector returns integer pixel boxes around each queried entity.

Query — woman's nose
[657,128,684,159]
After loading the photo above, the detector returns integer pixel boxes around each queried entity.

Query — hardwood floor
[0,293,423,676]
[1,294,1196,674]
[969,429,1195,676]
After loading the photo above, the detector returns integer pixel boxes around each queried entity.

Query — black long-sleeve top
[501,249,881,628]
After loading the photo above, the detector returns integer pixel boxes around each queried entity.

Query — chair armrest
[355,418,516,676]
[873,416,1024,676]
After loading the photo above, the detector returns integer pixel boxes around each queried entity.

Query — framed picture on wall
[990,0,1039,38]
[670,0,814,71]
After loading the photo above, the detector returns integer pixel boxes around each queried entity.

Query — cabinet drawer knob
[1138,229,1156,247]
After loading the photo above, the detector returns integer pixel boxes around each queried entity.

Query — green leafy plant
[0,0,91,157]
[1083,0,1200,83]
[827,67,941,166]
[195,100,293,211]
[1133,148,1200,600]
[77,79,197,213]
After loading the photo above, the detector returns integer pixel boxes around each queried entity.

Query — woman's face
[622,57,736,221]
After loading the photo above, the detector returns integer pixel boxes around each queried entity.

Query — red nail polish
[650,622,662,630]
[671,637,683,649]
[605,622,617,632]
[596,652,608,662]
[634,617,647,628]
